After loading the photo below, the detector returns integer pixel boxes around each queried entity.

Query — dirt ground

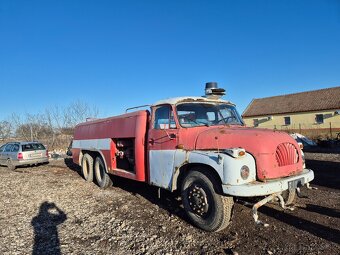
[0,152,339,255]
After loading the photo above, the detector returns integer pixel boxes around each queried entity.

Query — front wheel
[181,170,233,232]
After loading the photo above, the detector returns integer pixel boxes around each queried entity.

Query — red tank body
[72,110,149,181]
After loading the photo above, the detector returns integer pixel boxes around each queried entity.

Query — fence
[254,122,340,140]
[1,134,73,152]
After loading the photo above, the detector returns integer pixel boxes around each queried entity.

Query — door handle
[169,133,177,139]
[148,138,154,145]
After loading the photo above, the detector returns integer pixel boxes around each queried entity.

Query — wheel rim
[187,183,209,218]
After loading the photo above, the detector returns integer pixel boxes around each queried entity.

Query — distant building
[242,86,340,138]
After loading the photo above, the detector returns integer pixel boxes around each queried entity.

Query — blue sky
[0,0,339,119]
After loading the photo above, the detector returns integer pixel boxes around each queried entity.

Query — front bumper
[222,168,314,197]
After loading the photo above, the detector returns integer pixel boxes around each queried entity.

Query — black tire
[181,169,233,232]
[94,156,112,189]
[81,153,94,182]
[282,188,296,205]
[7,159,16,171]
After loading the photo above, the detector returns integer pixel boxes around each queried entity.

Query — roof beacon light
[204,82,226,99]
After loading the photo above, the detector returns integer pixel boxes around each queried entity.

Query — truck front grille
[275,143,299,167]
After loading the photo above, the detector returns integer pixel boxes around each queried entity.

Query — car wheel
[81,153,94,182]
[181,169,233,232]
[7,159,16,171]
[94,156,112,189]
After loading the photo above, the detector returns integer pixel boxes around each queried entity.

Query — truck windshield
[176,103,244,127]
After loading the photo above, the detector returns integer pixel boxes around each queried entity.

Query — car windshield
[22,143,46,151]
[176,103,244,127]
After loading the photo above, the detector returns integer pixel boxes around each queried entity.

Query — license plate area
[29,153,42,158]
[288,178,304,189]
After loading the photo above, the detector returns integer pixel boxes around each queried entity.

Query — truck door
[148,104,178,189]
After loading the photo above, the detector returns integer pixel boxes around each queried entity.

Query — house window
[284,116,291,125]
[253,119,259,127]
[315,114,324,124]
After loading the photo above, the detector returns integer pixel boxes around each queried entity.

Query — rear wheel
[7,159,15,171]
[81,153,94,182]
[94,156,112,189]
[181,169,233,232]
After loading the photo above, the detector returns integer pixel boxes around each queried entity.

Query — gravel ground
[0,152,339,255]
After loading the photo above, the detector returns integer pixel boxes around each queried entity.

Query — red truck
[72,82,314,232]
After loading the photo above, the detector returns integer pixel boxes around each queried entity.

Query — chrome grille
[275,143,299,167]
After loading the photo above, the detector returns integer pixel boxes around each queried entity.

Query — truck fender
[171,150,224,191]
[79,149,109,173]
[171,163,222,192]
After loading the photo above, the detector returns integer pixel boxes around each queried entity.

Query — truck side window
[207,112,216,122]
[154,105,176,129]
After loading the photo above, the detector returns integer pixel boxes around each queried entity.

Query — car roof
[4,141,43,145]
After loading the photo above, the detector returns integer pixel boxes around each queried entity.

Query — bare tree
[12,113,50,141]
[11,113,29,140]
[5,100,99,150]
[63,101,99,128]
[0,120,12,141]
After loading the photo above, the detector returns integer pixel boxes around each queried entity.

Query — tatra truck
[72,82,314,232]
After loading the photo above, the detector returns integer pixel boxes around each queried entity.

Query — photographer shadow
[31,202,67,255]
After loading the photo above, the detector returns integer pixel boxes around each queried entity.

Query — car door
[10,144,20,161]
[148,104,179,189]
[2,144,14,163]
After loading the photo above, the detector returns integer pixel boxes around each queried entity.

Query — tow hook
[306,183,318,190]
[296,187,308,198]
[252,192,294,227]
[297,182,317,197]
[251,182,316,227]
[277,194,295,211]
[252,193,277,227]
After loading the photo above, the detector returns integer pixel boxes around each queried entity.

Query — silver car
[0,142,49,170]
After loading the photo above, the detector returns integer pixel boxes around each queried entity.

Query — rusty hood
[194,126,304,180]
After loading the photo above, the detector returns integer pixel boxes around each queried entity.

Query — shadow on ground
[63,158,187,222]
[64,157,81,173]
[31,202,67,255]
[306,159,340,190]
[300,204,340,219]
[260,206,340,245]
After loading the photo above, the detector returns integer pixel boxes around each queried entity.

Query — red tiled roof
[242,86,340,117]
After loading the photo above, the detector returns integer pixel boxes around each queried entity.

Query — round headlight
[240,165,250,180]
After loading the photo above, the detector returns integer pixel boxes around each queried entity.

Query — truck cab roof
[152,96,235,106]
